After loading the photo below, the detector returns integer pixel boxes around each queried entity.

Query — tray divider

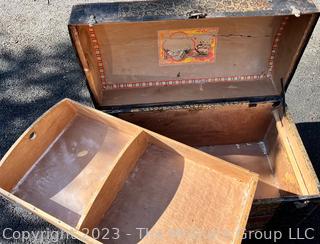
[75,129,149,231]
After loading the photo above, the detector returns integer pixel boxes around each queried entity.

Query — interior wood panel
[280,113,320,194]
[71,12,318,112]
[93,17,280,83]
[199,143,281,199]
[69,26,103,104]
[120,103,319,200]
[272,14,316,90]
[76,25,104,103]
[72,16,293,107]
[119,103,274,146]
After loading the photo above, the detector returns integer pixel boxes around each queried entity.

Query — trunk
[68,1,320,231]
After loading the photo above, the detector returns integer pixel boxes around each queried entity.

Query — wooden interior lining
[75,25,104,103]
[280,112,320,194]
[270,110,320,195]
[199,143,281,199]
[119,103,274,146]
[272,110,308,195]
[263,117,303,196]
[0,101,76,191]
[92,17,280,84]
[69,26,103,104]
[146,132,258,184]
[70,14,318,108]
[120,103,319,199]
[103,79,278,106]
[272,14,316,90]
[71,15,291,107]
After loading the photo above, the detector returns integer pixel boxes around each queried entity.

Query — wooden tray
[0,99,258,243]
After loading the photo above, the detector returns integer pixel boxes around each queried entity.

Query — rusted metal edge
[69,1,319,25]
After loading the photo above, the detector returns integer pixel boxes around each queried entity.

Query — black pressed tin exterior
[69,0,319,24]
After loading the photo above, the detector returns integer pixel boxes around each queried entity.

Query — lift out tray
[0,99,258,243]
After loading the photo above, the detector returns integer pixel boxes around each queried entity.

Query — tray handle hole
[29,131,37,140]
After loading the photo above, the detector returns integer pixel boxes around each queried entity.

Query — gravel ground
[0,1,320,243]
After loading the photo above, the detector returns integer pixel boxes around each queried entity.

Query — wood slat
[272,110,309,195]
[76,130,149,231]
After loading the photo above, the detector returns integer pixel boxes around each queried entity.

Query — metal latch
[294,200,310,209]
[290,6,301,17]
[187,11,207,19]
[88,15,98,26]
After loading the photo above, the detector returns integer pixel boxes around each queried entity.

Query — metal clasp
[187,11,207,19]
[294,200,310,209]
[88,15,98,26]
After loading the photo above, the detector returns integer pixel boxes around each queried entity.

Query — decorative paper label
[158,27,218,65]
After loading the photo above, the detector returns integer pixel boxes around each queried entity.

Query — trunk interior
[70,14,317,108]
[118,102,319,200]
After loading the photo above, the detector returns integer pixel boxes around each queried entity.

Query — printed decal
[158,27,218,65]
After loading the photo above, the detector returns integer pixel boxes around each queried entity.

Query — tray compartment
[1,101,141,227]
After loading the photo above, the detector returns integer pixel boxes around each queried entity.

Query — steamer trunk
[68,0,320,232]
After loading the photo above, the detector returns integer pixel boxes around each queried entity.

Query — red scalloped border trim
[267,16,289,78]
[88,26,107,89]
[104,75,268,89]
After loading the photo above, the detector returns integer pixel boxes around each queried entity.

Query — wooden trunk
[68,1,320,231]
[0,99,258,243]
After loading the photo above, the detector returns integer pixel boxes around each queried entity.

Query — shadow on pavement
[297,122,320,180]
[0,42,90,243]
[0,42,93,157]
